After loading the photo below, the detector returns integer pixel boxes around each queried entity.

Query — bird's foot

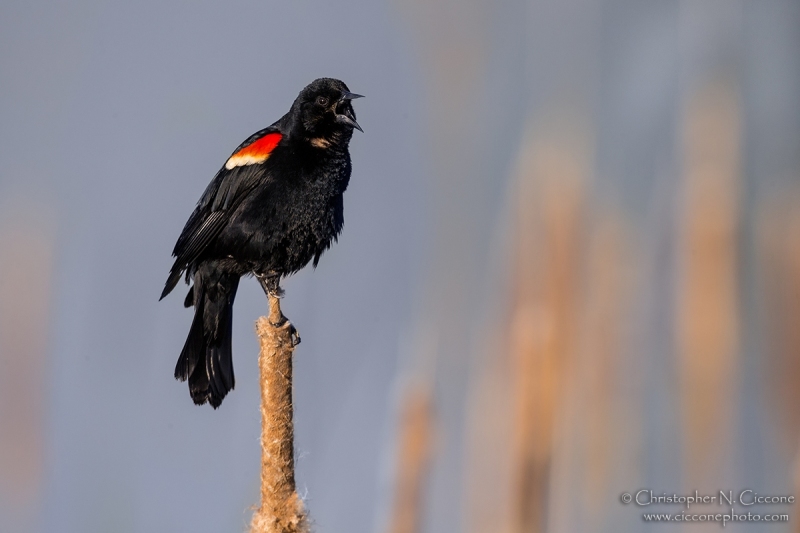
[269,315,301,346]
[257,273,284,299]
[270,285,285,299]
[289,322,301,346]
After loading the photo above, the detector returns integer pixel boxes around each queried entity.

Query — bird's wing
[160,128,283,299]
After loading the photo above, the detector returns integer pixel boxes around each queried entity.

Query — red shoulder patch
[225,132,282,170]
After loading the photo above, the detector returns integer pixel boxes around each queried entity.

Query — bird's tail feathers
[160,262,185,301]
[175,269,239,408]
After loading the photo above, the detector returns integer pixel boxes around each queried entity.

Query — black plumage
[161,78,362,408]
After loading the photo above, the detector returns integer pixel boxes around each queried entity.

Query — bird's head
[291,78,363,146]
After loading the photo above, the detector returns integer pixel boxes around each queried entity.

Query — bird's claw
[269,285,285,299]
[289,323,301,346]
[268,316,301,346]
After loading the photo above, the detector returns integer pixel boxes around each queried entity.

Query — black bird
[160,78,362,408]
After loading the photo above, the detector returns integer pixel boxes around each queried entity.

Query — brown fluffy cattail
[250,296,307,533]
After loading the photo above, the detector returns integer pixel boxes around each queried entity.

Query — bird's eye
[316,96,329,107]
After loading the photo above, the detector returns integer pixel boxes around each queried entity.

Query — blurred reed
[505,120,640,533]
[0,206,54,531]
[677,81,741,492]
[385,386,434,533]
[760,188,800,449]
[548,210,634,533]
[758,185,800,531]
[461,119,594,533]
[505,128,585,533]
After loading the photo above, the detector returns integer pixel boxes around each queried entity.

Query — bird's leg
[257,273,300,346]
[256,272,285,299]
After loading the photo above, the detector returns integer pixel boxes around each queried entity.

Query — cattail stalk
[250,295,307,533]
[507,130,584,533]
[386,387,433,533]
[677,81,741,489]
[758,191,800,532]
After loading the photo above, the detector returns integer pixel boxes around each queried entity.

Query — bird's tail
[160,262,184,301]
[175,265,240,408]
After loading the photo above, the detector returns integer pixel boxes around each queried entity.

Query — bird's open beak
[340,91,364,102]
[336,92,364,132]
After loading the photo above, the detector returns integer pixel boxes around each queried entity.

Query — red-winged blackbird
[160,78,362,408]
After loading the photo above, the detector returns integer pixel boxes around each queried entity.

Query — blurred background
[1,0,798,532]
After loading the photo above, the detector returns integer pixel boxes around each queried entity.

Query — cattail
[250,296,307,533]
[677,81,741,490]
[758,189,800,533]
[0,214,53,524]
[386,387,433,533]
[507,127,585,533]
